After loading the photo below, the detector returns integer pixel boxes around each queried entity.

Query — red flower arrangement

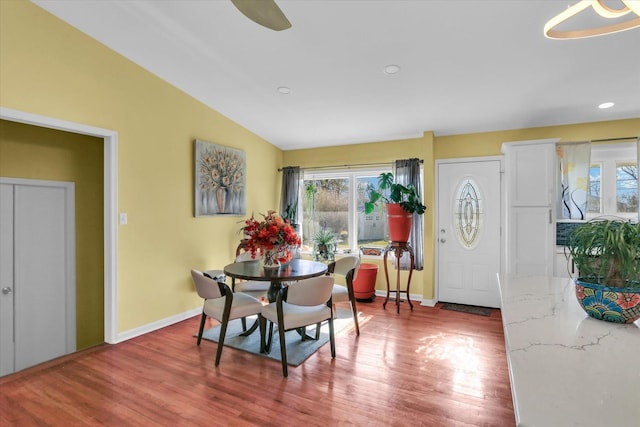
[242,210,301,259]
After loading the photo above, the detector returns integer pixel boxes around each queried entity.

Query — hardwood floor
[0,299,515,426]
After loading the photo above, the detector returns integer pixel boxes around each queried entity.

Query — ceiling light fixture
[544,0,640,39]
[598,101,615,109]
[277,86,291,94]
[383,65,401,75]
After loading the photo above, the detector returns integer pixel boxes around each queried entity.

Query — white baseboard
[112,291,437,344]
[373,290,436,307]
[113,307,201,344]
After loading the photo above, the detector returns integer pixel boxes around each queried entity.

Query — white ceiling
[32,0,640,150]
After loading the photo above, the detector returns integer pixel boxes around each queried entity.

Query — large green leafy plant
[567,217,640,288]
[364,172,426,215]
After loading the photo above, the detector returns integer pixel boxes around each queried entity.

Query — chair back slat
[286,276,334,306]
[191,269,223,300]
[333,256,360,279]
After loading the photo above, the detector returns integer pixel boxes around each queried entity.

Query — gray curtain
[394,158,424,270]
[280,166,300,224]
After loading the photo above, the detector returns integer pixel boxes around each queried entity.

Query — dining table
[224,258,329,350]
[223,258,329,303]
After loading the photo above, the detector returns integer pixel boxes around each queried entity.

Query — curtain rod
[590,136,639,143]
[278,159,423,172]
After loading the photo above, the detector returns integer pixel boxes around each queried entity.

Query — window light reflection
[416,333,485,398]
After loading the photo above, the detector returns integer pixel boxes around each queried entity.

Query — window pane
[616,162,638,213]
[302,178,349,250]
[587,164,601,213]
[357,175,388,248]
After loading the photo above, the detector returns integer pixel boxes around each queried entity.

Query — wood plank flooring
[0,299,515,426]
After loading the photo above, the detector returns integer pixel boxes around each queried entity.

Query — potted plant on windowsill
[566,216,640,323]
[364,172,426,242]
[312,229,337,262]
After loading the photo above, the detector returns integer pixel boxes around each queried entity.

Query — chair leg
[215,318,229,367]
[328,316,336,358]
[263,321,274,353]
[259,315,267,353]
[241,317,247,332]
[349,298,360,336]
[197,312,207,346]
[278,323,288,377]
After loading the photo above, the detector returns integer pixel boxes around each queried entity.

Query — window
[616,162,638,213]
[301,168,391,254]
[587,143,638,219]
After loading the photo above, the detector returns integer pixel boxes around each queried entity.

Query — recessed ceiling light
[598,102,615,109]
[277,86,291,94]
[383,64,401,75]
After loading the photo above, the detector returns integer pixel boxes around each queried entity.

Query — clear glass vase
[262,248,280,270]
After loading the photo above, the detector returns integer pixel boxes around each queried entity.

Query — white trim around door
[0,107,119,344]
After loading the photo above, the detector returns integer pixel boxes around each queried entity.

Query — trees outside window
[302,169,390,253]
[587,143,638,219]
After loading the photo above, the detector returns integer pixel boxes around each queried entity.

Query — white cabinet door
[504,142,556,276]
[508,143,555,207]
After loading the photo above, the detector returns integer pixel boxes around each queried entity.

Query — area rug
[197,308,355,366]
[440,303,492,317]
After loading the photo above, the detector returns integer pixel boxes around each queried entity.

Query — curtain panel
[280,166,300,224]
[394,158,424,270]
[557,142,591,220]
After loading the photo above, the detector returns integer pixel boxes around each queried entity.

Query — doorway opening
[0,107,118,344]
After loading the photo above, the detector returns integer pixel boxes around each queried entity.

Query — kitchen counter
[497,275,640,426]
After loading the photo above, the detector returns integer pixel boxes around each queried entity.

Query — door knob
[2,287,12,295]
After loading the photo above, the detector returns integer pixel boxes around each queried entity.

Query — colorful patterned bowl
[575,279,640,324]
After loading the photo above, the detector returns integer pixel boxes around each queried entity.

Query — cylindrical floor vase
[353,263,378,301]
[386,203,412,242]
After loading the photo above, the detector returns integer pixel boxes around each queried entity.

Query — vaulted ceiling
[33,0,640,150]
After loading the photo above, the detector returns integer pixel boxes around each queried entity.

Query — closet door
[0,184,15,376]
[0,179,75,376]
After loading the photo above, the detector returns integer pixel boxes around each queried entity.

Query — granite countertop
[497,275,640,426]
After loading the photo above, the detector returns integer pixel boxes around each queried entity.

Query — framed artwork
[194,139,246,217]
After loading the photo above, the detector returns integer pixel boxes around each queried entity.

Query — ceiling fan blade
[231,0,292,31]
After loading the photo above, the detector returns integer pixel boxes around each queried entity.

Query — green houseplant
[312,229,337,261]
[364,172,426,242]
[364,172,426,215]
[566,217,640,323]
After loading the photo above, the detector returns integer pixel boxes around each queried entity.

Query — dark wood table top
[223,258,328,283]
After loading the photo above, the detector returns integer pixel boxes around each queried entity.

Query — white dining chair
[232,250,271,298]
[190,269,263,367]
[258,275,335,377]
[327,255,361,336]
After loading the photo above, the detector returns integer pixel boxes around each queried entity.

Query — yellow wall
[0,0,282,336]
[435,119,640,159]
[0,120,104,349]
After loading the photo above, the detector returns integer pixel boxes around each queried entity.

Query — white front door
[436,159,501,308]
[0,179,75,376]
